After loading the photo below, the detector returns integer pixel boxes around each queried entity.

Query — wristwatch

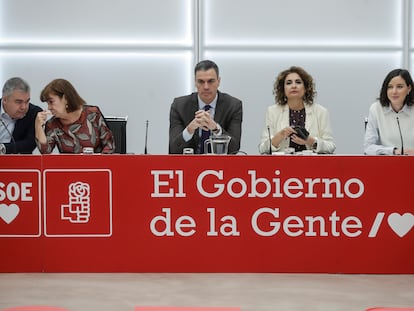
[212,123,221,134]
[0,143,6,154]
[312,137,318,151]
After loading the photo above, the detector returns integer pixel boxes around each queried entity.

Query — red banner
[0,154,413,273]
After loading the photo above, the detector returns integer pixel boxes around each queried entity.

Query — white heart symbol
[387,213,414,237]
[0,203,20,224]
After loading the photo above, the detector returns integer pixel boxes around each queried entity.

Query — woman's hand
[280,126,295,139]
[290,134,307,145]
[35,110,51,128]
[35,110,51,144]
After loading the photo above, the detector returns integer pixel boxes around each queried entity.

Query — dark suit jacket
[169,91,243,154]
[0,100,42,154]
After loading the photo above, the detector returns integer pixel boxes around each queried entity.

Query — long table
[1,154,413,273]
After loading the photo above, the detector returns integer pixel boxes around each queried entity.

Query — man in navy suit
[169,60,243,154]
[0,77,42,154]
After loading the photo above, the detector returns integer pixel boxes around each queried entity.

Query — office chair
[105,116,128,154]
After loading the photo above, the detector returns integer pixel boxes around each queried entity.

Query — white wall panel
[203,0,402,47]
[0,0,192,45]
[204,51,402,155]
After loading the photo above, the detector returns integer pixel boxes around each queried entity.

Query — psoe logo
[0,170,41,237]
[43,169,112,237]
[61,181,91,223]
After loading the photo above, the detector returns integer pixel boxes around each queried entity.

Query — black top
[289,108,306,152]
[0,99,42,154]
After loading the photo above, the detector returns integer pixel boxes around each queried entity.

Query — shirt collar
[0,99,11,120]
[198,94,218,110]
[384,103,411,114]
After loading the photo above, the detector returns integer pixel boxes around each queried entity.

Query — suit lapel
[191,93,200,145]
[214,91,224,123]
[304,104,314,130]
[191,93,199,114]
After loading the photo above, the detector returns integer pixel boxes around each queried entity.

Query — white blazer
[258,103,336,154]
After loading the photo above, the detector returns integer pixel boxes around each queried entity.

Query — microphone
[144,120,149,154]
[267,125,272,155]
[396,116,404,155]
[0,118,17,153]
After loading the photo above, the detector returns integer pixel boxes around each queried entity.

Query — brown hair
[273,66,316,105]
[40,79,86,112]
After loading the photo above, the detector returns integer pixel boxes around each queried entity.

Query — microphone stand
[0,118,17,153]
[267,126,272,155]
[144,120,149,155]
[396,116,405,155]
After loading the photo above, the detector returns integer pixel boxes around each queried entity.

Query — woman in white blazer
[258,66,336,154]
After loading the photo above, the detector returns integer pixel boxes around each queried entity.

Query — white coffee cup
[302,150,314,155]
[183,148,194,154]
[284,147,295,154]
[82,147,94,154]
